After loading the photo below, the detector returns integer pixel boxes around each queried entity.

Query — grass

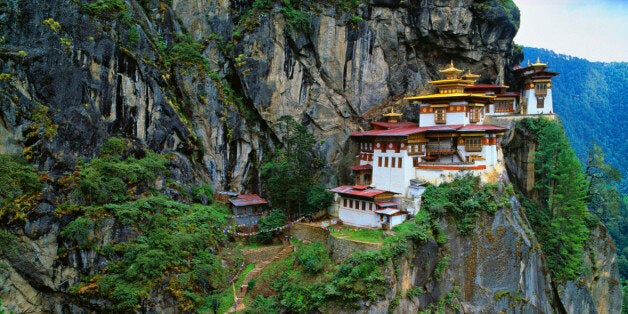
[216,263,256,313]
[330,225,384,244]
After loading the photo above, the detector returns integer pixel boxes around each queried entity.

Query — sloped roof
[329,185,397,198]
[228,194,268,207]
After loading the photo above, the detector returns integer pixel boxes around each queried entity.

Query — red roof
[349,164,372,171]
[496,92,519,97]
[352,123,506,137]
[228,194,268,207]
[329,185,397,198]
[458,124,507,132]
[370,121,417,130]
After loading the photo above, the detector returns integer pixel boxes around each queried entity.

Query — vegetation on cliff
[518,118,591,281]
[244,175,508,312]
[0,138,240,311]
[261,116,333,218]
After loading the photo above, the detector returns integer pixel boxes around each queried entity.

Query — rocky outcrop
[502,118,623,314]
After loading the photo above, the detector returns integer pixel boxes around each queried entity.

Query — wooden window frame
[384,157,389,167]
[390,157,395,168]
[470,107,481,123]
[343,198,347,207]
[378,156,382,167]
[398,157,403,168]
[434,108,446,124]
[465,137,483,152]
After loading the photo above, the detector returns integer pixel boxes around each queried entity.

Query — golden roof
[405,93,495,101]
[532,56,547,67]
[439,60,464,75]
[461,69,480,81]
[383,107,402,117]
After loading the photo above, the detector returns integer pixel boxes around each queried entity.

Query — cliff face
[1,0,621,313]
[0,0,521,192]
[501,119,622,314]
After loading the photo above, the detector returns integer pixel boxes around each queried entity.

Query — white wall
[390,214,406,228]
[419,110,468,126]
[339,206,381,228]
[523,89,553,115]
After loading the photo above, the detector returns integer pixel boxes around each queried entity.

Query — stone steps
[227,244,293,313]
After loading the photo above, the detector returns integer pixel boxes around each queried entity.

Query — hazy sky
[514,0,627,62]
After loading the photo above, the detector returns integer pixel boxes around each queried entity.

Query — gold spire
[383,107,402,123]
[532,57,547,66]
[462,69,480,81]
[440,60,464,74]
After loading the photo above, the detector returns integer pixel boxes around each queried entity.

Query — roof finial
[527,59,531,66]
[536,56,541,64]
[450,60,454,67]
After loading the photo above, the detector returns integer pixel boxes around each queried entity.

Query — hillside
[522,47,628,193]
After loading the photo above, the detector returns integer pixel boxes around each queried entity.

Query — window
[434,108,446,124]
[384,157,388,167]
[408,144,423,155]
[362,202,366,211]
[349,199,353,208]
[496,101,511,113]
[395,143,400,153]
[343,199,347,207]
[378,157,382,167]
[369,203,372,211]
[398,157,403,168]
[465,137,483,152]
[390,157,395,168]
[470,107,481,123]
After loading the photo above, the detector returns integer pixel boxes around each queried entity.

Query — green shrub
[296,242,328,275]
[422,174,506,235]
[167,34,207,68]
[247,295,280,314]
[256,210,286,243]
[0,154,43,220]
[61,216,95,244]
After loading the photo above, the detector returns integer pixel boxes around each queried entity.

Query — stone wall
[327,235,381,262]
[290,223,381,262]
[243,246,283,265]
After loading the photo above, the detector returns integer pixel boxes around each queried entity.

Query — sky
[513,0,628,62]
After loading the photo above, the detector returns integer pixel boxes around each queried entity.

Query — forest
[522,48,627,310]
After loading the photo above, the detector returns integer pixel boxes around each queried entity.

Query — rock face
[0,0,521,192]
[501,119,623,314]
[0,0,621,313]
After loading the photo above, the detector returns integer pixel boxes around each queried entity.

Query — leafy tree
[256,209,286,243]
[519,118,591,281]
[261,116,324,217]
[305,184,334,214]
[584,144,628,279]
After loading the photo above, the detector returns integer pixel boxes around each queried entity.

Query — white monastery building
[330,60,558,228]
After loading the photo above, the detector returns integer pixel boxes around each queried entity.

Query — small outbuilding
[228,194,269,227]
[330,185,406,229]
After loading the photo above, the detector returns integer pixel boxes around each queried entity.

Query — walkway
[227,242,293,313]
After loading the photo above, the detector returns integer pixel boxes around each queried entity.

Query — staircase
[227,244,294,313]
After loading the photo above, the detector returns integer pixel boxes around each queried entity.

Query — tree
[522,118,592,281]
[256,210,286,243]
[261,116,323,217]
[585,144,622,221]
[305,184,334,214]
[584,143,628,279]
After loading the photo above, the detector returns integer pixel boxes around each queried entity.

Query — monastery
[330,60,557,229]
